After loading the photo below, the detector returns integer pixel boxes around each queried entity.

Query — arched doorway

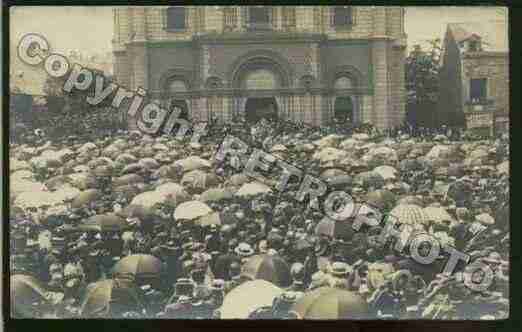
[166,78,189,120]
[241,67,281,124]
[245,97,278,123]
[334,97,354,123]
[333,75,357,123]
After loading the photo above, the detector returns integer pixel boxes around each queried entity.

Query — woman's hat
[330,262,351,277]
[234,242,254,257]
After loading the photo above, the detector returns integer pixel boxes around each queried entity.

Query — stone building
[438,20,509,135]
[112,6,407,129]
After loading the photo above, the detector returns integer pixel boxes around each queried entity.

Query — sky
[10,6,507,55]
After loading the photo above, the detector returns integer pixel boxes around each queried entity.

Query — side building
[112,6,407,130]
[438,20,509,135]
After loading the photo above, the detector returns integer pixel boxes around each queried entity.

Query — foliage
[35,68,126,139]
[405,39,442,128]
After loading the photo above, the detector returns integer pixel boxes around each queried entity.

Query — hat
[330,262,351,277]
[234,242,254,257]
[178,295,191,304]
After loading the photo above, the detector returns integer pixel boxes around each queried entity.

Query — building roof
[447,20,508,53]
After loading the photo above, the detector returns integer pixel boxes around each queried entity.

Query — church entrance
[244,97,278,123]
[334,97,354,123]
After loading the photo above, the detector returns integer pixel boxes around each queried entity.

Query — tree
[405,39,442,128]
[40,68,125,139]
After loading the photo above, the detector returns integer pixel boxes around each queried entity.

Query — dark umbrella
[11,274,49,318]
[80,279,145,318]
[291,287,369,319]
[241,254,291,288]
[112,254,162,288]
[213,252,241,280]
[365,189,396,212]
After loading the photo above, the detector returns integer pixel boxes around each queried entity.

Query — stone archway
[228,50,293,89]
[228,52,291,122]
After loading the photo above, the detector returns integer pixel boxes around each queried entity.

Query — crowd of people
[10,115,509,319]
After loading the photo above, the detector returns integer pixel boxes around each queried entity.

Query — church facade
[112,6,407,129]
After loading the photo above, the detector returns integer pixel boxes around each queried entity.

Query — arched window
[223,6,238,31]
[166,7,186,30]
[334,76,354,90]
[244,69,278,90]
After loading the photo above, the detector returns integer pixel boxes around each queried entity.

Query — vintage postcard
[8,6,509,320]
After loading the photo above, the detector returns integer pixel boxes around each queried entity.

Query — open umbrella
[78,213,128,233]
[181,170,220,194]
[220,280,282,319]
[389,204,430,227]
[235,182,273,198]
[195,212,223,227]
[198,188,234,203]
[130,183,190,211]
[362,146,398,167]
[365,189,396,212]
[173,156,212,173]
[373,165,398,182]
[174,200,213,221]
[112,174,145,187]
[112,254,162,288]
[291,287,369,319]
[11,274,49,318]
[241,254,291,288]
[320,168,348,180]
[313,147,348,164]
[424,206,455,225]
[80,279,145,318]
